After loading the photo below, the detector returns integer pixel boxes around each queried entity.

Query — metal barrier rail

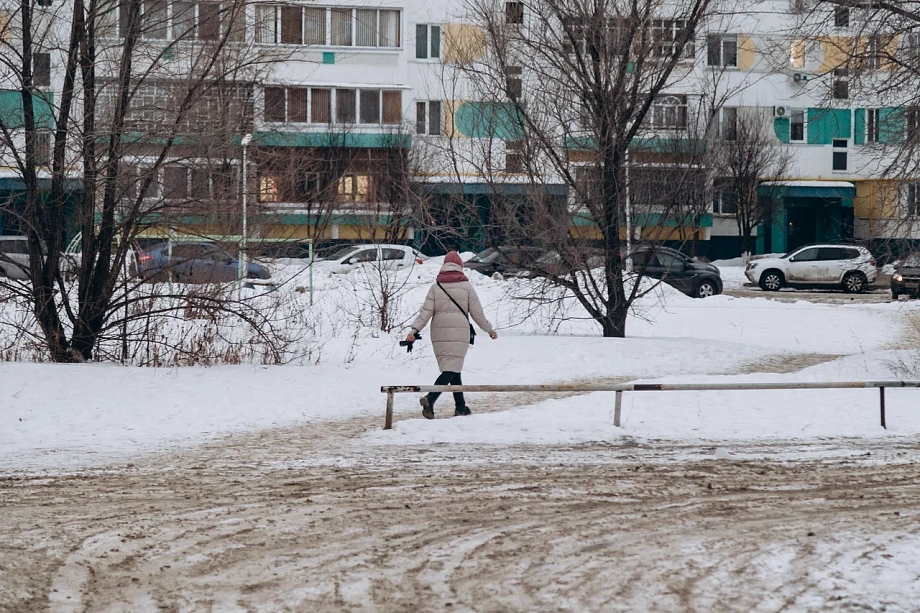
[380,380,920,430]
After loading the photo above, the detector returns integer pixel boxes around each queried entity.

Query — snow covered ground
[4,258,920,612]
[1,256,918,472]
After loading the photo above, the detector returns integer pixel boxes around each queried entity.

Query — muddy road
[4,407,920,613]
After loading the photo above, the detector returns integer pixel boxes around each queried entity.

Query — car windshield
[469,248,501,264]
[902,254,920,267]
[324,246,359,261]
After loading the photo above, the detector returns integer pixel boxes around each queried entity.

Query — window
[505,66,522,100]
[712,180,738,216]
[32,52,51,87]
[817,247,848,261]
[382,248,406,261]
[378,10,400,47]
[906,182,920,217]
[505,1,524,25]
[280,5,303,44]
[288,88,307,123]
[505,140,523,172]
[416,24,441,59]
[833,67,849,99]
[304,8,326,45]
[338,174,369,203]
[791,109,805,141]
[253,6,398,47]
[164,166,190,199]
[834,6,849,28]
[651,95,688,129]
[907,108,920,143]
[707,34,737,68]
[33,131,52,166]
[652,19,694,60]
[867,108,880,143]
[832,139,848,171]
[263,86,286,122]
[336,88,356,123]
[311,88,331,123]
[360,89,380,124]
[863,35,881,70]
[416,100,441,135]
[382,90,402,124]
[356,9,377,46]
[905,33,920,66]
[719,106,737,140]
[259,175,278,202]
[143,0,168,39]
[331,8,352,46]
[198,3,220,40]
[792,247,819,261]
[255,5,277,43]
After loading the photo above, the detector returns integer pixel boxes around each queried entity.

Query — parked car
[137,241,270,283]
[523,249,605,278]
[629,246,723,298]
[316,244,426,274]
[464,246,542,277]
[745,244,877,293]
[0,236,30,280]
[891,253,920,299]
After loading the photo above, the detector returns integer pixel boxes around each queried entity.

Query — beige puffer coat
[410,263,494,372]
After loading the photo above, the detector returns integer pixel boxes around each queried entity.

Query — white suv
[745,245,877,293]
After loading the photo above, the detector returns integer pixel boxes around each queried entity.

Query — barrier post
[384,391,394,430]
[880,387,886,429]
[614,391,623,427]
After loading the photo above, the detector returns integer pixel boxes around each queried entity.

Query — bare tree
[710,108,793,259]
[430,0,720,337]
[0,0,295,361]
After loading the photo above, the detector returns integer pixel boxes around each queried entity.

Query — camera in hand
[399,332,422,352]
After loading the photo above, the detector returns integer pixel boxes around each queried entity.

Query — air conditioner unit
[774,105,792,117]
[792,72,809,83]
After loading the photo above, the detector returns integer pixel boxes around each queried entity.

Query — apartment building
[1,0,918,258]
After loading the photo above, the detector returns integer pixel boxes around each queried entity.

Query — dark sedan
[891,253,920,299]
[464,246,542,277]
[137,242,271,284]
[629,246,723,298]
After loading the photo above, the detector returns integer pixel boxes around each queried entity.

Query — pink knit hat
[444,251,463,266]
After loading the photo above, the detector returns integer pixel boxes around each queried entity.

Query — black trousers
[427,371,465,408]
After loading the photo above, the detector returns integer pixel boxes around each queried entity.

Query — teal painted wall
[774,117,790,143]
[0,90,55,129]
[454,102,524,139]
[252,131,410,148]
[807,109,850,144]
[879,107,904,144]
[853,108,865,145]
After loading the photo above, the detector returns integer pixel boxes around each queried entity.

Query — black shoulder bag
[437,282,476,345]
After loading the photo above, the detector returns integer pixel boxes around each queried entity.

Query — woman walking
[406,251,497,418]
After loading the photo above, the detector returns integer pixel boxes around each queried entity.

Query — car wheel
[842,271,867,293]
[695,281,717,298]
[759,270,784,291]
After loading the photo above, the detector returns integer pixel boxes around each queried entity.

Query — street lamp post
[239,133,252,295]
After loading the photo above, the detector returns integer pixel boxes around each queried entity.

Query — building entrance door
[786,207,817,252]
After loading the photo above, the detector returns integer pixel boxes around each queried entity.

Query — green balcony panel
[454,102,524,139]
[0,90,55,130]
[774,117,790,143]
[807,109,850,145]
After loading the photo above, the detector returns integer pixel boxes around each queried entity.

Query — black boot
[420,396,434,419]
[454,404,471,416]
